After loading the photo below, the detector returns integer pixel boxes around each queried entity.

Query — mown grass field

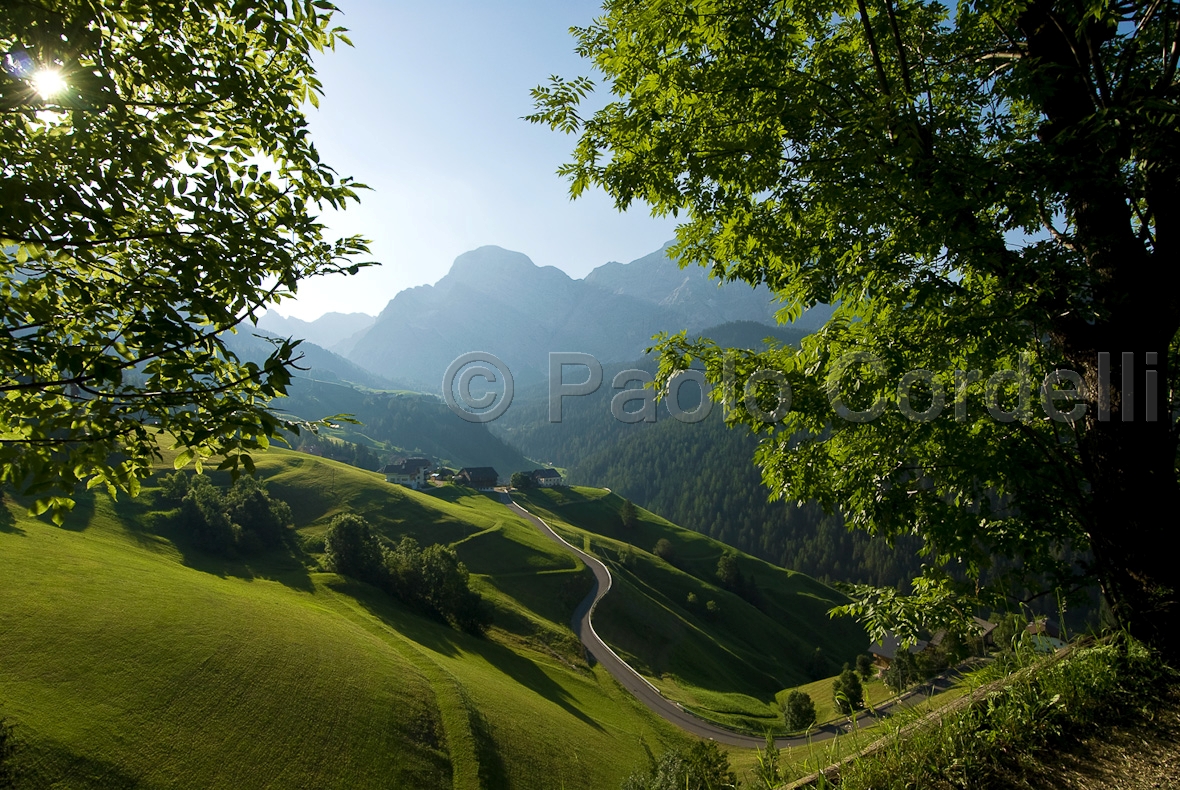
[0,450,690,789]
[514,487,869,735]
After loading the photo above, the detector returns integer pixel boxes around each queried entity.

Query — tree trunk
[1015,0,1180,663]
[1076,346,1180,661]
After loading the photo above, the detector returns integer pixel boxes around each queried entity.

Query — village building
[380,457,432,490]
[531,468,563,487]
[868,630,930,669]
[456,467,499,491]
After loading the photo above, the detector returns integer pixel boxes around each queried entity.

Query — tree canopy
[531,0,1180,657]
[1,1,369,519]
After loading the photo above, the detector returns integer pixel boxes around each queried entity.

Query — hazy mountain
[586,243,836,330]
[345,244,796,389]
[221,329,404,392]
[257,310,375,352]
[584,243,779,327]
[221,330,529,472]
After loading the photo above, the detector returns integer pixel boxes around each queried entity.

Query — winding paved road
[502,494,964,749]
[503,496,832,747]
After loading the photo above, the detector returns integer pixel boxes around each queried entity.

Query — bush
[833,664,865,715]
[224,476,292,549]
[832,635,1171,790]
[325,516,491,635]
[619,498,638,529]
[177,475,293,556]
[716,552,740,589]
[510,471,533,490]
[179,476,236,553]
[857,653,875,680]
[652,538,675,562]
[158,470,189,501]
[783,689,818,731]
[323,513,384,582]
[621,741,737,790]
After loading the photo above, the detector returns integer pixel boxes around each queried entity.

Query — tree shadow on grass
[0,494,24,535]
[113,492,316,594]
[5,487,99,532]
[342,579,604,731]
[337,579,463,658]
[477,637,606,732]
[173,534,316,594]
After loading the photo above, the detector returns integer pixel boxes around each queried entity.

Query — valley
[0,448,896,789]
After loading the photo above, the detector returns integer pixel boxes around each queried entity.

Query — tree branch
[856,0,892,96]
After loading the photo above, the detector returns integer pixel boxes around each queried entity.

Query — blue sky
[282,0,679,321]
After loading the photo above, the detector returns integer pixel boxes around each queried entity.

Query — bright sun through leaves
[31,69,67,99]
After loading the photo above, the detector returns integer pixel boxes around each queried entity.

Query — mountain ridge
[342,244,821,389]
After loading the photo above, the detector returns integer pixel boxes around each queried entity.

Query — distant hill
[256,310,375,354]
[342,244,826,389]
[277,379,534,474]
[585,244,834,331]
[221,331,531,473]
[222,328,404,392]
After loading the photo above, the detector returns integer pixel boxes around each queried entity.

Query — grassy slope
[515,487,868,734]
[0,450,687,790]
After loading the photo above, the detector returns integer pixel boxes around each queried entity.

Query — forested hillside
[570,414,925,587]
[491,321,924,587]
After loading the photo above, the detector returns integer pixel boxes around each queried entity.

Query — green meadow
[0,450,689,789]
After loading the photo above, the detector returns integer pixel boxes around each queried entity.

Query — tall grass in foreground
[788,633,1171,789]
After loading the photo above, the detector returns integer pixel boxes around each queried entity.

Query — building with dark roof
[531,469,563,487]
[868,630,929,669]
[381,457,432,490]
[456,467,499,491]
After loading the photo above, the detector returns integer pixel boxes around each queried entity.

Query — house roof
[1026,617,1061,638]
[381,457,432,476]
[458,467,499,482]
[532,468,561,479]
[868,631,929,660]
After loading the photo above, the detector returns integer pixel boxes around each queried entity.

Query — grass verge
[783,634,1173,789]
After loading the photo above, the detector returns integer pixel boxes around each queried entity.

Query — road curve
[502,494,850,748]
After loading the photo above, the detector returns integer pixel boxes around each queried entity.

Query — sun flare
[31,69,67,99]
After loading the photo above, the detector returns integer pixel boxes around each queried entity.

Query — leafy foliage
[510,471,534,490]
[833,665,865,715]
[782,689,818,732]
[323,513,491,634]
[621,741,738,790]
[530,0,1180,656]
[174,474,293,555]
[0,0,370,519]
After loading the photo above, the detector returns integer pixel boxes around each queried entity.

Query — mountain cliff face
[344,244,789,388]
